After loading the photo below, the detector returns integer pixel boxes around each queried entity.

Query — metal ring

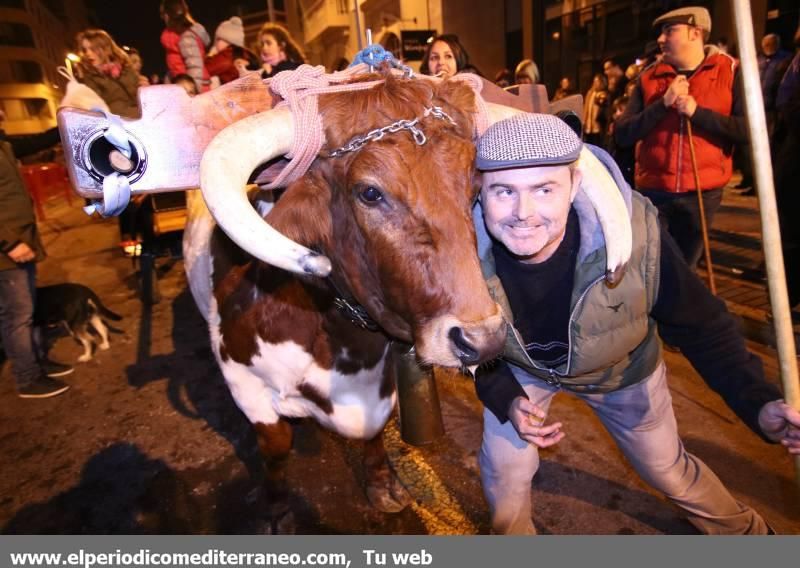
[80,128,148,185]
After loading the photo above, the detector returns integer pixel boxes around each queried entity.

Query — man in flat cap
[472,113,800,534]
[615,6,746,269]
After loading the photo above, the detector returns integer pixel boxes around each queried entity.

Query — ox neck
[326,276,382,332]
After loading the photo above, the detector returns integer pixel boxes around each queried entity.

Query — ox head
[200,75,506,368]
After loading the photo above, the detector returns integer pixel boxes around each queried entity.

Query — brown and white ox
[183,75,506,527]
[183,73,631,530]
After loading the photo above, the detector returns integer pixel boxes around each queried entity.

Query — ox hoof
[366,475,412,513]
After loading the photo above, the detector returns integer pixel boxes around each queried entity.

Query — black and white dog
[34,283,122,362]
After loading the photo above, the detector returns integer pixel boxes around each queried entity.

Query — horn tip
[605,264,627,288]
[302,253,332,278]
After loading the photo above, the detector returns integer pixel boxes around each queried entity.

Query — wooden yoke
[57,74,583,199]
[57,73,275,198]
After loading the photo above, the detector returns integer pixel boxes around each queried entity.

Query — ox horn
[484,102,632,282]
[199,106,332,277]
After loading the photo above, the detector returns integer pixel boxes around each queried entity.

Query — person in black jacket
[257,22,305,79]
[0,112,73,398]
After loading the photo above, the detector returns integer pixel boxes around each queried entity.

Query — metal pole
[353,0,364,51]
[731,0,800,485]
[686,121,717,294]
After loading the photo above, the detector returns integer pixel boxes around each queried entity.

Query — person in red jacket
[159,0,210,94]
[614,6,747,269]
[205,16,259,86]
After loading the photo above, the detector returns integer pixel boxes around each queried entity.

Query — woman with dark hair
[75,29,141,118]
[420,34,480,78]
[257,22,306,79]
[159,0,210,93]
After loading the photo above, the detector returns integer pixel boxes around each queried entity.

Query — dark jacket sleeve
[652,226,781,439]
[690,68,748,144]
[7,128,60,159]
[614,78,669,147]
[474,360,528,423]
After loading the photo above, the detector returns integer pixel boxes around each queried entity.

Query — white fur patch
[209,297,394,439]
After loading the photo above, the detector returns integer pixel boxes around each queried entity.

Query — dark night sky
[86,0,263,79]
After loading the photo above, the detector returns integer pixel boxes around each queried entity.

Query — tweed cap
[476,113,582,171]
[653,6,711,33]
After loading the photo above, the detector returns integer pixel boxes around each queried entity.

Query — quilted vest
[636,50,737,193]
[482,192,662,393]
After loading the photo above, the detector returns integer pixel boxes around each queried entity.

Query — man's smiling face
[480,164,580,264]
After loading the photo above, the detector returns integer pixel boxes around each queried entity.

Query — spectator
[603,57,628,98]
[552,77,575,101]
[257,22,305,79]
[420,34,478,78]
[607,95,635,186]
[514,59,540,85]
[206,16,259,86]
[0,111,73,398]
[494,68,513,88]
[160,0,210,93]
[615,6,747,269]
[172,73,198,97]
[125,47,150,87]
[758,34,792,134]
[772,28,800,308]
[625,63,641,83]
[582,73,608,147]
[75,29,141,118]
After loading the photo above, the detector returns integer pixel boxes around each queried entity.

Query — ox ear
[433,80,478,137]
[264,167,334,255]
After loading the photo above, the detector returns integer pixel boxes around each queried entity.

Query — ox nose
[448,326,481,365]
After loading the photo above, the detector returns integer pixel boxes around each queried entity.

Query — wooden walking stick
[685,120,717,294]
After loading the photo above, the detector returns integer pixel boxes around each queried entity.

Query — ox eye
[358,185,384,205]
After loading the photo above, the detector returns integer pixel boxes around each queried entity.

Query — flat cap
[476,113,582,171]
[653,6,711,33]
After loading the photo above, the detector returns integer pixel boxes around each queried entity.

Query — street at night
[0,193,797,534]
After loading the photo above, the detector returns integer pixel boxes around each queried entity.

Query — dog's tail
[88,292,122,321]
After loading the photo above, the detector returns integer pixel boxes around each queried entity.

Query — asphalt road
[1,197,798,535]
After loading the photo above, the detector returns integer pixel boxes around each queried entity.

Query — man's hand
[508,396,564,448]
[7,242,35,263]
[758,400,800,454]
[674,94,698,117]
[663,75,689,108]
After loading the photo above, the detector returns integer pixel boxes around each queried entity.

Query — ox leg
[364,431,412,513]
[253,419,294,533]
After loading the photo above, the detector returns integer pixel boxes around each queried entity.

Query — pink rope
[265,63,384,189]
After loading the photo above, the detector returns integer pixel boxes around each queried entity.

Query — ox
[184,74,508,527]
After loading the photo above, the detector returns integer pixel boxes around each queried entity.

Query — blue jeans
[479,362,768,534]
[0,263,41,388]
[638,188,723,269]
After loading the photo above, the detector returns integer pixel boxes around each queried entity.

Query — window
[40,0,66,19]
[0,60,44,83]
[0,22,34,48]
[0,98,53,121]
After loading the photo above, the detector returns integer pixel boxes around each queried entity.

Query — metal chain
[327,106,458,158]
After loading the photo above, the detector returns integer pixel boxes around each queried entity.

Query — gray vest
[481,192,662,393]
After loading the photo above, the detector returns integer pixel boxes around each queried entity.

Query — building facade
[291,0,505,77]
[0,0,89,135]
